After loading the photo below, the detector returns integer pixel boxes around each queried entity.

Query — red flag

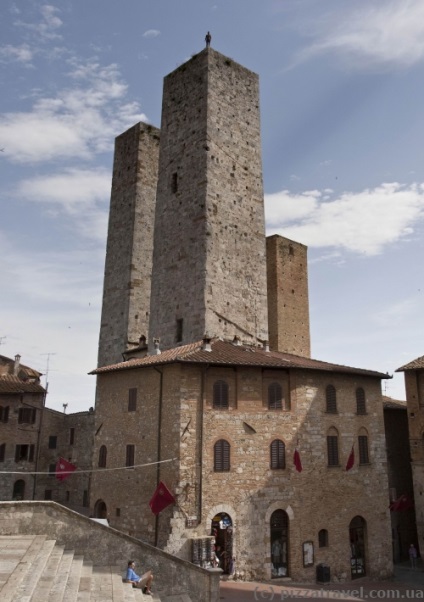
[345,446,355,471]
[293,448,303,473]
[55,457,76,481]
[149,481,175,515]
[389,494,414,512]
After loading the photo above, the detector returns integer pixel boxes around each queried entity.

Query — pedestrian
[205,31,211,48]
[409,543,418,569]
[125,560,154,594]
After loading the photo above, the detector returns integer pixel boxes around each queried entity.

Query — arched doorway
[12,479,25,500]
[270,509,289,578]
[211,512,233,574]
[349,516,367,578]
[94,499,107,519]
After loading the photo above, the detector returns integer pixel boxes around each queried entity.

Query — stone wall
[0,501,220,602]
[98,122,160,368]
[266,235,311,357]
[149,48,268,351]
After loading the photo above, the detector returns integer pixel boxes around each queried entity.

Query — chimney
[151,338,161,355]
[232,335,242,346]
[263,340,270,353]
[202,336,212,352]
[13,354,21,376]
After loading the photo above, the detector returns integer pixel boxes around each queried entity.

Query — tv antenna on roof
[63,403,68,414]
[41,352,57,389]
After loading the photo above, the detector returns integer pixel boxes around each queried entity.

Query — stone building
[91,45,393,581]
[396,355,424,554]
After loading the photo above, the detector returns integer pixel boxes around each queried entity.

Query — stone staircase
[0,535,159,602]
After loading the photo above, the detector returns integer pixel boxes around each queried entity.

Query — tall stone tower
[98,122,160,367]
[266,235,311,357]
[148,48,269,350]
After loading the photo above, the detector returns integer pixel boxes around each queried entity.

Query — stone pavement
[219,562,424,602]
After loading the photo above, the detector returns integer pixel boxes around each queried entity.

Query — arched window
[318,529,329,548]
[269,383,283,410]
[98,445,107,468]
[270,439,286,469]
[358,429,369,465]
[214,439,230,471]
[326,385,337,413]
[213,380,229,409]
[356,388,366,415]
[327,427,339,466]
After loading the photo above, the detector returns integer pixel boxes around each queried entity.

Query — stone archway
[94,499,107,519]
[270,509,289,578]
[12,479,25,500]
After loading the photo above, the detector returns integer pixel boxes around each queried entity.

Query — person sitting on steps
[125,560,154,595]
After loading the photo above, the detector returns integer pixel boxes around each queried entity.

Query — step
[110,565,149,602]
[15,538,57,602]
[62,554,84,602]
[77,560,93,602]
[89,565,115,601]
[25,543,65,602]
[0,535,48,602]
[48,549,75,602]
[0,535,36,590]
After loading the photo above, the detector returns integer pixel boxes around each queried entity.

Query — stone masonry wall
[149,48,268,350]
[98,122,160,368]
[266,235,311,357]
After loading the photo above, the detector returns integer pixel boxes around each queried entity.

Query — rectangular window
[171,172,178,193]
[0,406,9,423]
[83,490,89,507]
[48,436,57,449]
[0,443,5,462]
[69,428,75,445]
[15,444,30,462]
[44,490,52,500]
[126,444,135,468]
[176,318,184,343]
[128,388,137,412]
[327,436,339,466]
[49,463,56,477]
[116,508,121,517]
[358,435,369,464]
[66,491,70,502]
[18,407,36,424]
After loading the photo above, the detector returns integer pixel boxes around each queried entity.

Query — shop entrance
[349,516,367,579]
[211,512,233,574]
[270,509,289,578]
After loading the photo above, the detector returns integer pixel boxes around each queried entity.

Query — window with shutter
[48,436,57,449]
[213,381,229,409]
[356,388,366,415]
[268,383,283,410]
[18,408,36,424]
[214,439,230,471]
[270,439,286,469]
[326,385,337,413]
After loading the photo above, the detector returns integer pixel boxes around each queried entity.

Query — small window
[66,491,70,502]
[83,490,89,507]
[268,383,283,410]
[98,445,107,468]
[270,439,285,469]
[128,388,137,412]
[44,490,52,500]
[176,318,184,343]
[0,443,5,462]
[48,436,57,449]
[0,406,9,423]
[213,380,229,409]
[318,529,329,548]
[326,385,337,414]
[69,428,75,445]
[171,172,178,193]
[214,439,230,472]
[116,508,121,517]
[18,407,36,424]
[358,434,369,465]
[356,388,366,415]
[15,444,31,462]
[327,428,339,466]
[126,444,135,468]
[49,463,56,476]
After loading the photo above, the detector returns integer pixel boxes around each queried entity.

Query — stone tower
[266,235,311,357]
[98,122,160,368]
[148,48,269,350]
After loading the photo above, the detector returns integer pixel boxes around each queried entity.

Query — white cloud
[0,59,147,163]
[265,182,424,255]
[0,44,33,64]
[297,0,424,70]
[143,29,160,38]
[15,4,63,42]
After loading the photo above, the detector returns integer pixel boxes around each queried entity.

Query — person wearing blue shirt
[125,560,153,595]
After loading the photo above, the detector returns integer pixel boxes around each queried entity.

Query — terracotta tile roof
[0,375,46,394]
[91,339,389,379]
[382,395,407,409]
[396,355,424,372]
[0,354,42,379]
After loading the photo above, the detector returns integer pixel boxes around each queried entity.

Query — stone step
[23,542,65,602]
[0,535,37,590]
[62,554,84,602]
[0,534,48,602]
[77,560,93,602]
[48,549,76,602]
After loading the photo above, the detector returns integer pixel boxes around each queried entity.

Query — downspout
[153,366,164,547]
[33,382,47,499]
[198,365,209,524]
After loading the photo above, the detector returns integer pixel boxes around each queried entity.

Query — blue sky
[1,0,423,412]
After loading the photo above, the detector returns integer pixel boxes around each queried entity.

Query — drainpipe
[33,382,47,499]
[153,366,164,547]
[198,365,209,524]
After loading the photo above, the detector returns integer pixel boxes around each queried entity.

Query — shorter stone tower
[97,122,160,368]
[266,234,311,357]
